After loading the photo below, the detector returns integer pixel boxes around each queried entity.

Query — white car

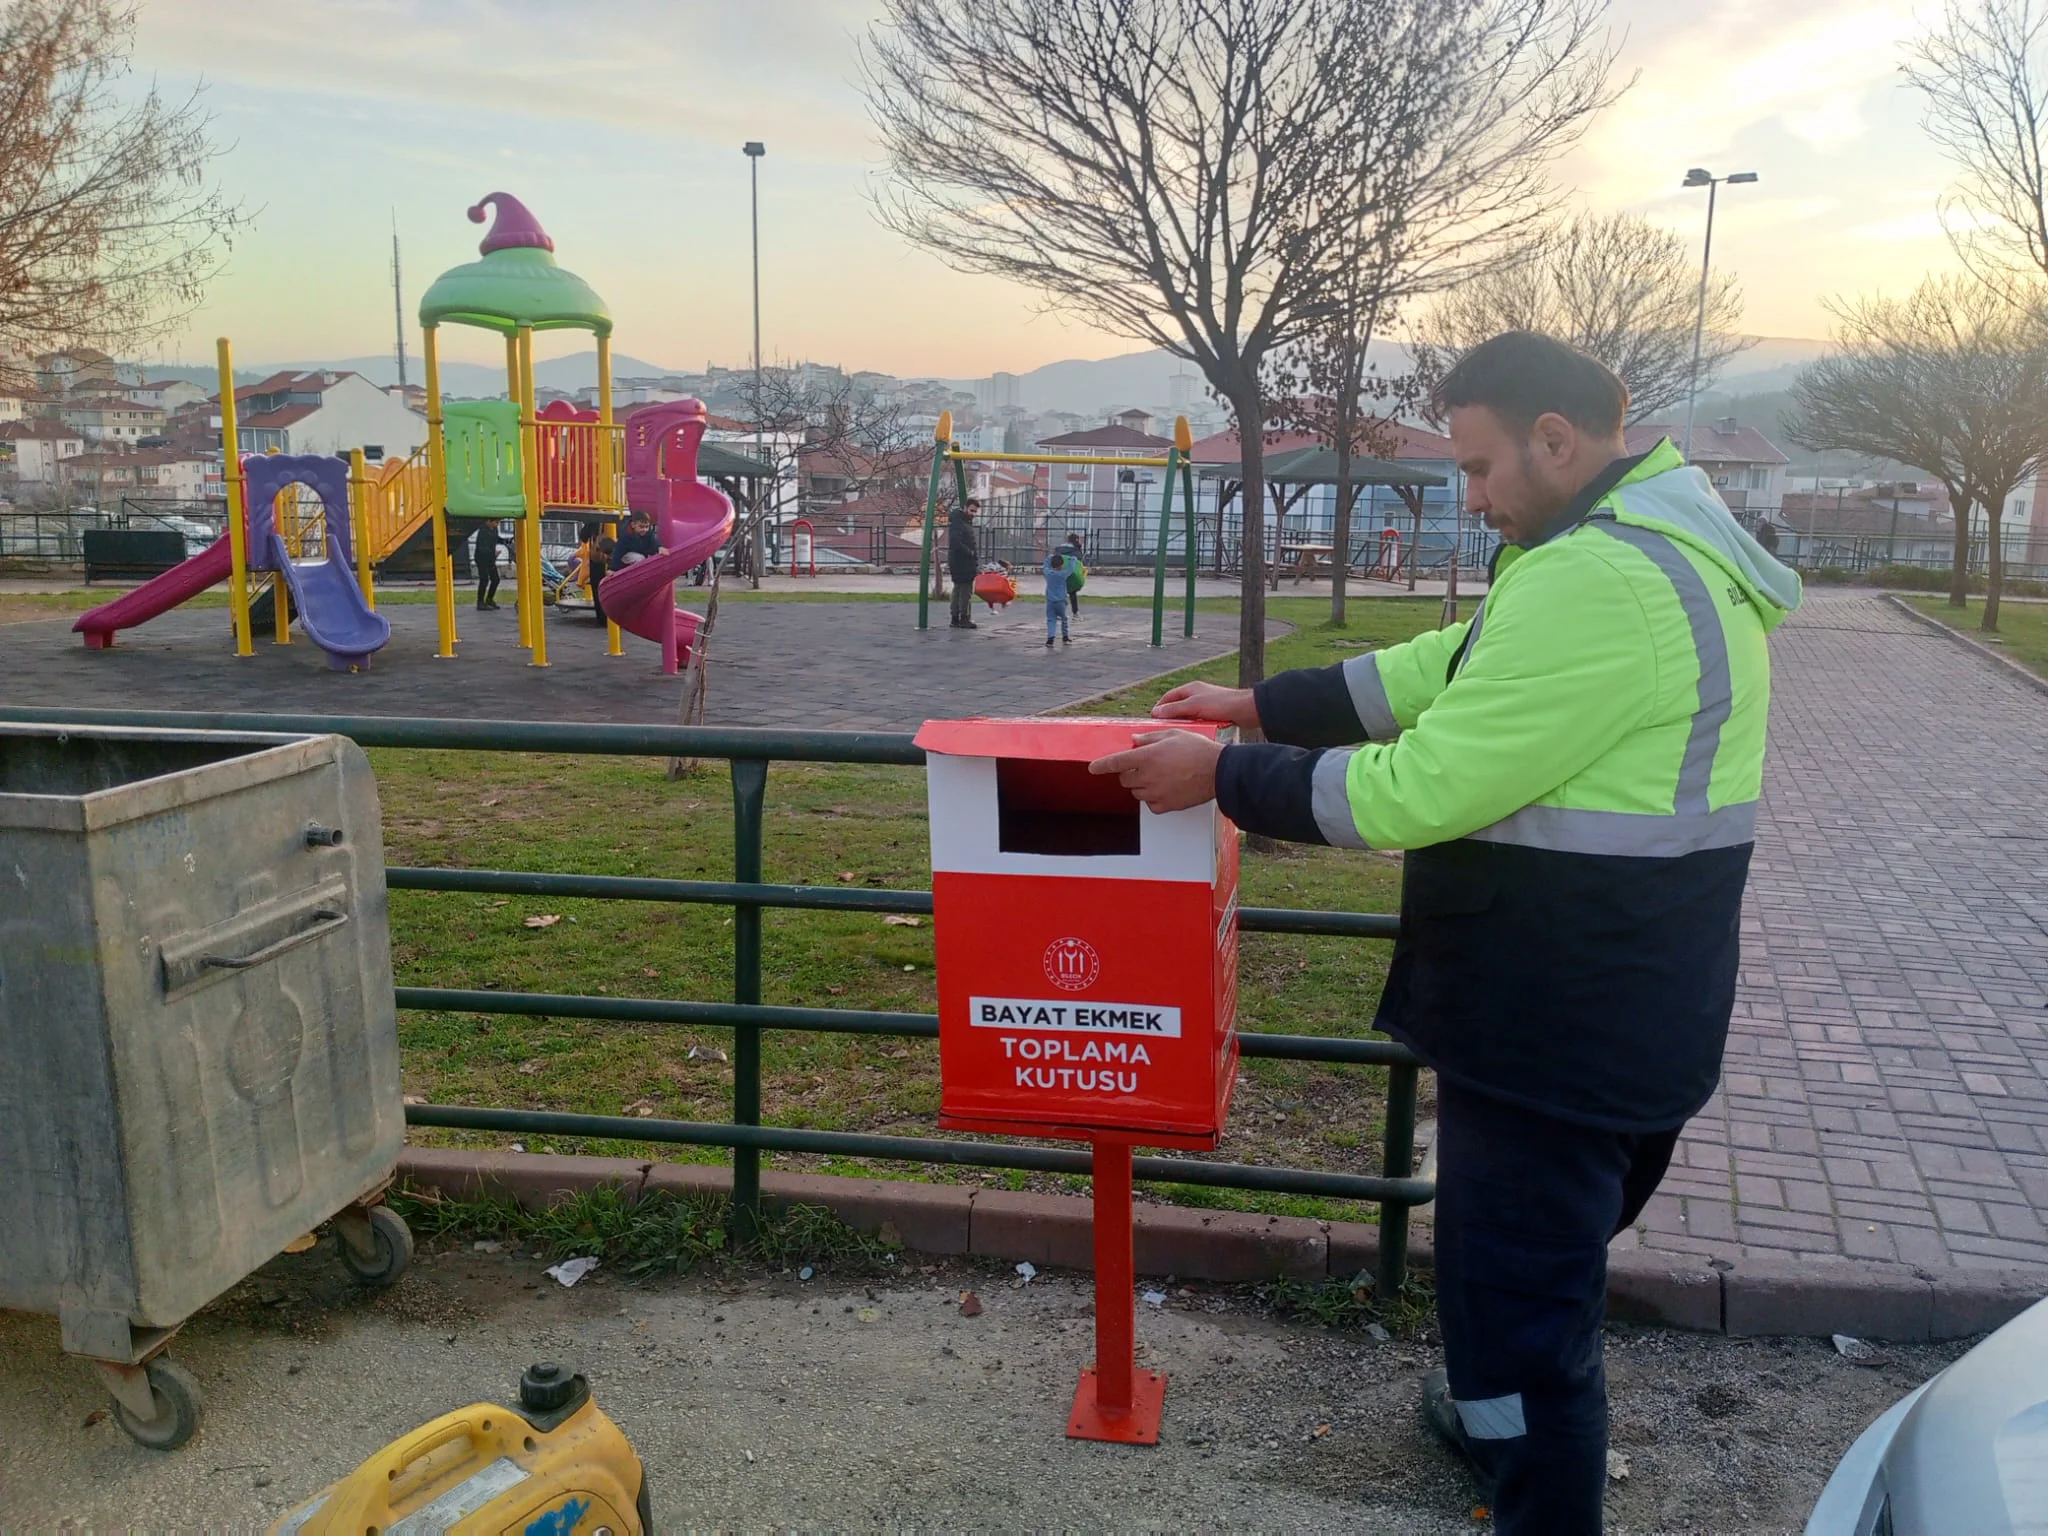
[1807,1295,2048,1534]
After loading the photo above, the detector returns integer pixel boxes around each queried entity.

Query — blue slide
[265,536,391,672]
[243,453,392,672]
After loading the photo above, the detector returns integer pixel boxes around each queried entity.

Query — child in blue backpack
[1042,551,1072,648]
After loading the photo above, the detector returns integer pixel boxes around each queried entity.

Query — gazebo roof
[1198,445,1447,488]
[697,442,776,479]
[418,193,612,337]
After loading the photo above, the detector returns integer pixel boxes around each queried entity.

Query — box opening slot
[996,756,1140,856]
[0,734,261,797]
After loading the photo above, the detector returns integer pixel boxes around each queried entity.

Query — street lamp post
[1681,167,1757,460]
[744,140,766,589]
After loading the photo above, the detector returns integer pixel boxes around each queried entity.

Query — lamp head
[1727,171,1760,184]
[1683,168,1713,187]
[743,141,766,158]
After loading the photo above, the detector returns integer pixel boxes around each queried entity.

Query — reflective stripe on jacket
[1218,440,1802,1130]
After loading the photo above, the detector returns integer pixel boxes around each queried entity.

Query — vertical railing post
[1377,1061,1418,1298]
[730,757,768,1239]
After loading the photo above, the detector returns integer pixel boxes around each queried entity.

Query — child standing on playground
[1061,532,1086,625]
[1042,551,1072,648]
[474,520,504,611]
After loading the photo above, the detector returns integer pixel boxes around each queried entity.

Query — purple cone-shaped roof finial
[467,192,555,255]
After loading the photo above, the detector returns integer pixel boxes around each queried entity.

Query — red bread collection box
[914,717,1240,1151]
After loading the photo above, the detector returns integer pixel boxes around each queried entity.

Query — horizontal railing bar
[0,707,925,766]
[945,451,1175,468]
[397,987,935,1037]
[387,867,1399,938]
[394,986,1422,1066]
[404,1104,1436,1205]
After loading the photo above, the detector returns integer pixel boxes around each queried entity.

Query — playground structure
[917,411,1199,646]
[70,192,733,675]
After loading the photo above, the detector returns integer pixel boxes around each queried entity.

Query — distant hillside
[135,350,679,400]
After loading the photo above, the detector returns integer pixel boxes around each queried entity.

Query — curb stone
[1882,592,2048,700]
[396,1150,2048,1338]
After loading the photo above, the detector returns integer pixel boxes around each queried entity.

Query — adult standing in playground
[1087,332,1802,1535]
[473,519,504,611]
[947,497,981,629]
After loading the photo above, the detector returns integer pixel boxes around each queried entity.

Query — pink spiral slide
[599,399,736,674]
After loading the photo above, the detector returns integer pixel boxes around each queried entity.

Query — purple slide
[74,535,235,649]
[264,536,390,671]
[598,400,736,674]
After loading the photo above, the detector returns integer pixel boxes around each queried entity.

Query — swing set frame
[915,411,1200,646]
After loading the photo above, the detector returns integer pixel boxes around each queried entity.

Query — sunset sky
[136,0,1968,377]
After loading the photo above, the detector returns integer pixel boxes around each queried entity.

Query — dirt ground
[0,1238,1968,1532]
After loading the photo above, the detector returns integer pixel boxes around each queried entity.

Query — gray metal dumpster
[0,724,411,1449]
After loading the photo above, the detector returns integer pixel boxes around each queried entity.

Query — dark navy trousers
[1432,1077,1680,1535]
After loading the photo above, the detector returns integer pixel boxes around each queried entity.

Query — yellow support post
[597,331,622,657]
[274,571,291,644]
[350,448,375,610]
[216,338,254,657]
[518,324,547,668]
[425,325,456,658]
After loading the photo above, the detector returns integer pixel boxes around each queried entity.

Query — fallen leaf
[1472,1508,1490,1523]
[826,985,845,996]
[523,914,561,929]
[882,914,922,927]
[81,1407,108,1429]
[282,1232,318,1254]
[488,899,509,908]
[402,1093,428,1106]
[1313,1423,1331,1439]
[688,1045,730,1063]
[626,1098,657,1118]
[838,871,857,882]
[960,1291,984,1317]
[516,1059,546,1075]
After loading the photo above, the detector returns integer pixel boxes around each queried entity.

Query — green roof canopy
[1199,446,1446,488]
[418,245,612,337]
[696,442,777,479]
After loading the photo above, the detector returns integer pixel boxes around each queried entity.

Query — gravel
[0,1240,1972,1531]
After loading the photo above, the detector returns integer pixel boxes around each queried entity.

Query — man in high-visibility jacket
[1091,331,1802,1534]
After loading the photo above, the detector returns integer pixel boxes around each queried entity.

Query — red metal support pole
[1067,1136,1165,1443]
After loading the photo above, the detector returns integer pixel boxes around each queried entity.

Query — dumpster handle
[199,908,347,971]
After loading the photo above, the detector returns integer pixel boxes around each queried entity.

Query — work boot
[1045,635,1054,649]
[1423,1369,1498,1493]
[1062,634,1072,645]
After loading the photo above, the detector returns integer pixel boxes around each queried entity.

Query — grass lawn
[382,594,1436,1221]
[1905,596,2048,679]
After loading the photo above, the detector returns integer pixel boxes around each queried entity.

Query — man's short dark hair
[965,497,981,510]
[1434,331,1629,438]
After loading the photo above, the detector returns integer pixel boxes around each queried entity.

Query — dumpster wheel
[336,1204,414,1287]
[112,1358,202,1451]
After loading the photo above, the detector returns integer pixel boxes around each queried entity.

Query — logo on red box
[1043,937,1100,992]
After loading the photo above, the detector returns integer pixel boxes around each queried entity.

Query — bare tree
[0,0,244,387]
[1414,212,1750,423]
[1906,0,2048,293]
[863,0,1617,684]
[1784,276,2048,628]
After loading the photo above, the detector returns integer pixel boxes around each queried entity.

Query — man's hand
[1088,728,1226,813]
[1151,680,1260,729]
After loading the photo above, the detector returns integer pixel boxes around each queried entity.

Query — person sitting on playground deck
[1061,532,1087,625]
[1042,550,1072,649]
[948,497,980,629]
[615,509,661,567]
[591,535,614,623]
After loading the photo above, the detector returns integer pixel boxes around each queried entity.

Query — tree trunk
[1948,494,1972,608]
[1982,501,2004,633]
[1229,390,1267,685]
[667,545,728,779]
[1332,468,1355,629]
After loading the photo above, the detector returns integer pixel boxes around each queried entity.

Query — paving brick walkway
[1630,592,2048,1272]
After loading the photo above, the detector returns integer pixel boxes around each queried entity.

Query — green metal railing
[3,706,1431,1293]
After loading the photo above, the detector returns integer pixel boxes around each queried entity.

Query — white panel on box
[925,753,1217,882]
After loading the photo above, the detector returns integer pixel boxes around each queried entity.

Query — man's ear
[1531,411,1576,467]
